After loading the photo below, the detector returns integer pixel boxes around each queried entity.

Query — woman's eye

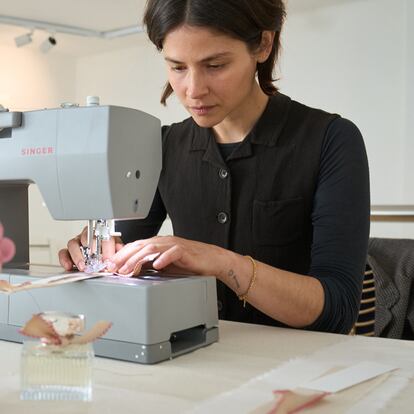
[207,64,225,70]
[171,66,186,72]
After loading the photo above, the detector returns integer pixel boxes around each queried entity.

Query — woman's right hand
[58,227,124,272]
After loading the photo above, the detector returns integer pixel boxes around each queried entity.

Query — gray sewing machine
[0,99,219,364]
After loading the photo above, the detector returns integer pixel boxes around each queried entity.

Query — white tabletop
[1,321,413,413]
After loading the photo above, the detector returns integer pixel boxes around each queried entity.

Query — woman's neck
[212,84,269,144]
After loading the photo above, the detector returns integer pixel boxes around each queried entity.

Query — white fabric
[188,335,414,414]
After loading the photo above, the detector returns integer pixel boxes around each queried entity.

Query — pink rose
[0,222,16,270]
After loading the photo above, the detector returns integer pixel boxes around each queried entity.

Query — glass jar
[20,340,94,401]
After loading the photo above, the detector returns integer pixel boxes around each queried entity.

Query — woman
[59,0,370,334]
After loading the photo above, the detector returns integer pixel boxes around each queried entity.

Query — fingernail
[119,265,129,274]
[77,261,85,271]
[107,262,116,272]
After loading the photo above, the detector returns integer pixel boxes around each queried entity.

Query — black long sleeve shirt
[117,93,370,334]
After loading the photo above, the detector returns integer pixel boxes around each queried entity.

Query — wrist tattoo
[228,269,240,290]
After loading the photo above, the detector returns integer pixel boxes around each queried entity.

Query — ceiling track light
[0,14,144,39]
[40,34,57,53]
[1,14,145,52]
[14,30,33,47]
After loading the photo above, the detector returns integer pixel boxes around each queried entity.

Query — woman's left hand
[106,235,227,278]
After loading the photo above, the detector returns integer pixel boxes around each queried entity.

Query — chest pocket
[253,197,304,246]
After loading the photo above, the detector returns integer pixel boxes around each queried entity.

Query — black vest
[158,93,339,326]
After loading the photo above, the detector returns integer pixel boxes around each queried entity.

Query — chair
[350,265,376,336]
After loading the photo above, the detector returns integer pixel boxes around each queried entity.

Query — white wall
[281,0,413,237]
[0,45,75,111]
[282,0,406,204]
[405,0,414,203]
[75,37,187,131]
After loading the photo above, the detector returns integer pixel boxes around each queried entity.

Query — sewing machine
[0,99,219,364]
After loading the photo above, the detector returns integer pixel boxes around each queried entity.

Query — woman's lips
[190,105,216,116]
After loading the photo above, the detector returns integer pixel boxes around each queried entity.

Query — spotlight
[15,31,33,47]
[40,35,57,53]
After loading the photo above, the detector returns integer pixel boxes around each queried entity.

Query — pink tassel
[0,222,16,268]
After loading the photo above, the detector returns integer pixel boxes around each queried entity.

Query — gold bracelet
[238,255,257,308]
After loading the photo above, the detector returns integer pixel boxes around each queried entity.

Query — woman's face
[163,25,261,128]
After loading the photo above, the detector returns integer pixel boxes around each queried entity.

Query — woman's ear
[257,31,276,63]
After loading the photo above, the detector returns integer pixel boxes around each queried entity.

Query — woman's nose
[186,70,209,99]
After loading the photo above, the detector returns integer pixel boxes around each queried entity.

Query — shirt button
[217,212,228,224]
[219,169,228,179]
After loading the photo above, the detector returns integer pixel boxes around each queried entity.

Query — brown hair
[143,0,286,105]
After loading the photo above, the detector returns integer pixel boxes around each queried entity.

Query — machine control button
[86,96,100,106]
[219,169,228,179]
[217,212,228,224]
[60,102,79,108]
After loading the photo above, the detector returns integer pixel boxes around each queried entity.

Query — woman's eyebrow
[164,52,233,64]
